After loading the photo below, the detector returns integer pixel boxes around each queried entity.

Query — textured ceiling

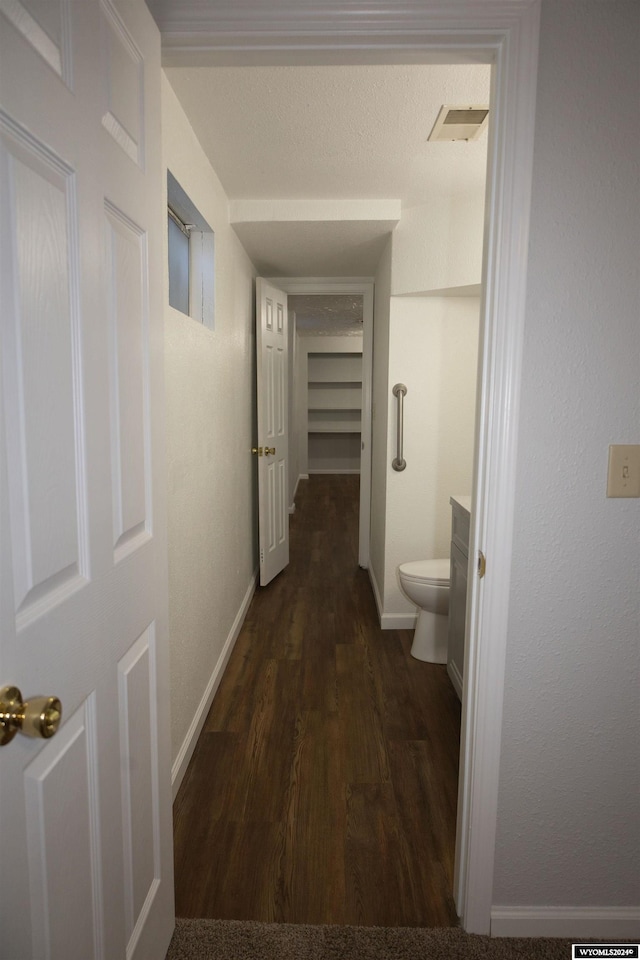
[163,62,489,275]
[290,295,364,335]
[165,63,490,206]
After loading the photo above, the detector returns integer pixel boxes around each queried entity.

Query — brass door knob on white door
[0,686,62,746]
[264,447,276,456]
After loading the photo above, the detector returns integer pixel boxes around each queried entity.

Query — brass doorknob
[0,686,62,747]
[251,446,263,456]
[264,446,276,456]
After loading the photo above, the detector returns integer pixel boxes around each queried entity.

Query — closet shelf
[308,425,361,434]
[306,342,363,475]
[308,378,362,386]
[308,402,362,412]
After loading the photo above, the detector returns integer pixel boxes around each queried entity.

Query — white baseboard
[380,612,417,630]
[368,565,417,630]
[447,659,463,699]
[171,569,258,800]
[290,473,308,514]
[367,563,383,622]
[290,473,309,512]
[491,905,640,939]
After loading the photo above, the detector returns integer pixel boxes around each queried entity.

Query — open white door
[255,279,289,585]
[0,2,174,958]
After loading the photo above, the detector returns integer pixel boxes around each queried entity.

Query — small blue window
[167,170,215,329]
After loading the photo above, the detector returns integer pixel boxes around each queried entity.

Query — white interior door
[0,2,174,958]
[256,278,289,585]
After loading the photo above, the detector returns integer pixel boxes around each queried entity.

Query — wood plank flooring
[173,475,461,926]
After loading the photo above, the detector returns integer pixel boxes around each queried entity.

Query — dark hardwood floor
[173,475,461,926]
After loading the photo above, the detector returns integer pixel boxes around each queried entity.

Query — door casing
[275,277,374,570]
[155,0,542,934]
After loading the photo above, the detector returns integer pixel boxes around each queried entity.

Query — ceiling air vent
[428,105,489,142]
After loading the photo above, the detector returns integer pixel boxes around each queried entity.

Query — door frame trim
[274,277,374,569]
[157,0,542,934]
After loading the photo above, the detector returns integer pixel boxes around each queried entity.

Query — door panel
[256,279,289,585]
[2,119,87,625]
[100,0,145,166]
[24,699,102,960]
[118,626,160,944]
[105,202,150,560]
[0,0,72,84]
[0,1,174,957]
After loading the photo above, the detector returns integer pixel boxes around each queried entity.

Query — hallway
[173,475,461,926]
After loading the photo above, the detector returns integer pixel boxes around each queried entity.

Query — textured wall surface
[371,167,484,622]
[383,297,479,617]
[162,74,257,767]
[494,0,640,908]
[391,191,485,295]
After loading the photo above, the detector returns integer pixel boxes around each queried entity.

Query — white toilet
[398,558,450,663]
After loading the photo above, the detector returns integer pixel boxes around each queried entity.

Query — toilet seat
[399,558,450,585]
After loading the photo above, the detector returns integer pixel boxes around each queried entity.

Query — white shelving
[308,410,362,433]
[304,337,363,474]
[307,383,362,410]
[307,353,362,382]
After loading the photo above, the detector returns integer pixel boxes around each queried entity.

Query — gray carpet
[166,919,576,959]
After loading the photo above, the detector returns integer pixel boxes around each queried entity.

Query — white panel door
[0,2,174,959]
[256,279,289,585]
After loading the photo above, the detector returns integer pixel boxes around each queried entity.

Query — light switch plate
[607,444,640,498]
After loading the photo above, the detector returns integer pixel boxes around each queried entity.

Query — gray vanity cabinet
[447,497,470,700]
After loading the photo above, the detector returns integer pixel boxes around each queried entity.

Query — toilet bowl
[398,558,450,663]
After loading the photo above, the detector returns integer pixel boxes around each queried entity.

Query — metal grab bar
[392,383,407,471]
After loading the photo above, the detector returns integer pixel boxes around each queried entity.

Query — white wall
[391,190,485,295]
[370,180,484,624]
[162,74,258,788]
[381,296,479,622]
[493,0,640,924]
